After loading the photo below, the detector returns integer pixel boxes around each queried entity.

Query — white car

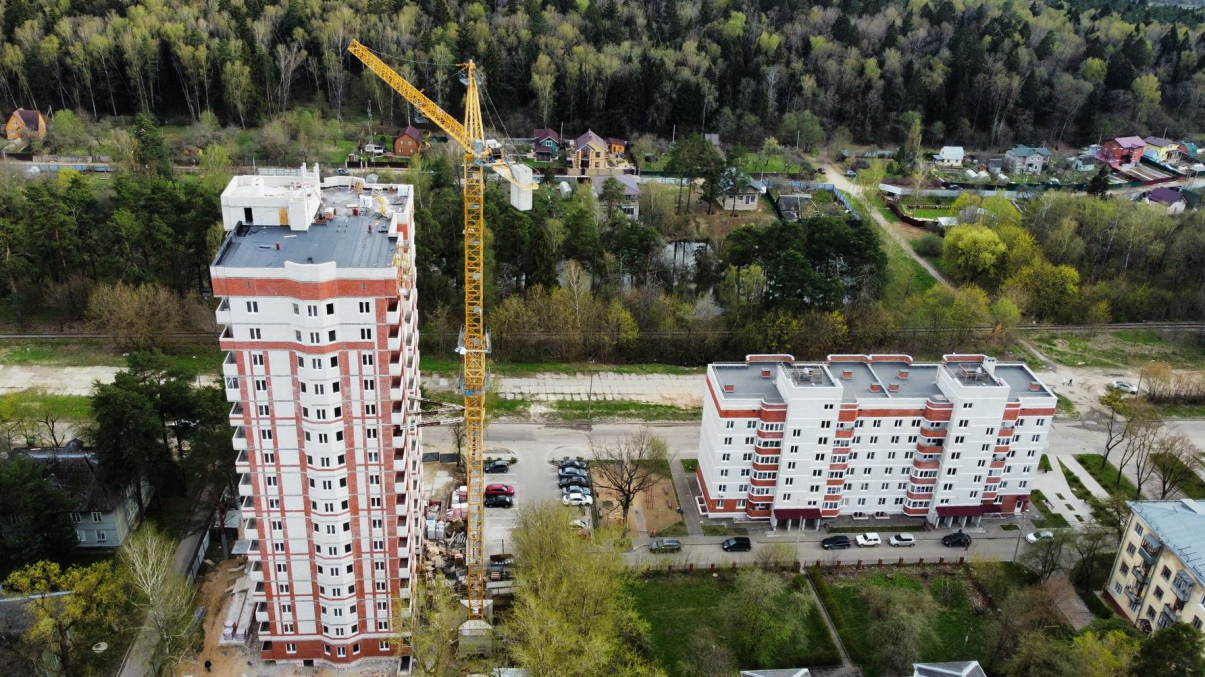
[563,493,594,507]
[889,533,916,547]
[1110,381,1139,394]
[855,533,881,547]
[1026,530,1055,544]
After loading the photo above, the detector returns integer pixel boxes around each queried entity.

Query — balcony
[1163,602,1184,623]
[912,459,940,471]
[243,517,259,540]
[238,473,253,497]
[388,327,401,351]
[224,377,241,402]
[1172,571,1196,602]
[249,560,263,582]
[835,428,854,439]
[391,377,403,401]
[916,441,943,454]
[229,402,244,419]
[919,427,947,439]
[1124,584,1144,603]
[1139,536,1163,565]
[1133,567,1148,585]
[909,474,937,485]
[255,602,268,623]
[215,298,231,325]
[398,537,410,558]
[395,495,409,515]
[232,427,248,451]
[387,299,400,325]
[392,402,406,426]
[222,352,238,378]
[235,450,250,472]
[390,353,402,377]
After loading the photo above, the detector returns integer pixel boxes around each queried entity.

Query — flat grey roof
[214,186,401,269]
[713,364,787,403]
[832,361,886,401]
[869,362,942,398]
[994,364,1054,399]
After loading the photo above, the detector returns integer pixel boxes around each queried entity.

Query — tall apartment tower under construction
[211,164,421,668]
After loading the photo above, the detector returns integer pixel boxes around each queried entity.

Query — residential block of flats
[695,354,1055,529]
[211,164,422,668]
[1106,499,1205,634]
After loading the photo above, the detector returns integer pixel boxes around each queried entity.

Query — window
[812,469,823,477]
[872,420,882,428]
[716,500,725,509]
[726,421,735,429]
[257,404,270,416]
[246,300,259,313]
[723,437,733,446]
[328,329,337,342]
[958,420,968,428]
[1195,618,1203,631]
[310,332,320,344]
[1121,563,1130,575]
[950,451,961,459]
[362,354,374,367]
[266,475,278,487]
[255,378,267,391]
[1135,524,1145,537]
[360,328,373,340]
[260,428,273,440]
[286,643,297,653]
[293,303,300,315]
[359,301,371,313]
[325,302,335,315]
[96,530,108,542]
[821,421,831,429]
[962,402,973,409]
[1155,587,1165,600]
[278,583,290,593]
[742,453,752,461]
[818,436,829,445]
[364,378,375,391]
[745,436,755,445]
[824,404,835,410]
[720,469,729,477]
[717,485,727,493]
[1162,566,1172,580]
[815,453,827,461]
[747,421,756,429]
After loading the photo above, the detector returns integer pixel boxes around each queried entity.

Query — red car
[485,484,515,497]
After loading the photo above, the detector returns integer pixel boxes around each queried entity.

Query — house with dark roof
[1,440,148,548]
[590,175,641,220]
[1003,145,1050,175]
[1146,186,1188,215]
[1144,136,1181,163]
[4,108,45,140]
[1105,499,1205,634]
[393,125,423,158]
[532,128,560,161]
[607,137,627,156]
[1102,136,1146,165]
[570,130,609,175]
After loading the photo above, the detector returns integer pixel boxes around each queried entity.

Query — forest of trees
[1,0,1204,151]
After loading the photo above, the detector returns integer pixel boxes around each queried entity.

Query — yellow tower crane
[347,40,533,652]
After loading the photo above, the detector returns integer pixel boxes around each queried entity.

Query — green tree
[0,456,78,574]
[941,224,1006,284]
[599,177,626,219]
[5,560,127,677]
[132,113,172,179]
[1132,74,1162,124]
[1005,261,1080,321]
[89,377,168,521]
[1087,165,1111,200]
[1008,631,1076,677]
[1069,629,1137,677]
[725,569,812,667]
[1130,622,1205,677]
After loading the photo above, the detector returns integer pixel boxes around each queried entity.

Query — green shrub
[913,234,944,257]
[1038,454,1052,472]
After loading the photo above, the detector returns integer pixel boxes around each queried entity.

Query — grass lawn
[1152,452,1205,499]
[681,459,698,473]
[701,524,747,536]
[630,572,838,677]
[1031,330,1205,370]
[419,354,705,377]
[485,392,531,419]
[908,208,955,219]
[818,567,1002,677]
[1056,393,1079,417]
[1074,454,1142,501]
[1148,403,1205,418]
[550,400,701,422]
[0,339,226,375]
[1028,489,1071,528]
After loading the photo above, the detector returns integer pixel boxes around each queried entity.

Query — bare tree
[589,427,673,534]
[1114,406,1161,496]
[1019,529,1075,581]
[121,526,198,670]
[1150,433,1203,500]
[1100,389,1130,466]
[1071,525,1117,590]
[1096,495,1132,543]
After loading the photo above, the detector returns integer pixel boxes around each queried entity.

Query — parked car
[855,533,882,547]
[363,143,386,155]
[563,492,594,507]
[816,167,827,174]
[558,476,590,489]
[889,533,916,547]
[558,459,587,470]
[942,532,972,548]
[1110,380,1139,394]
[334,167,349,175]
[570,519,590,530]
[650,538,682,554]
[561,485,592,496]
[558,466,587,477]
[484,495,513,508]
[484,460,510,474]
[485,484,514,496]
[845,169,857,177]
[721,536,752,552]
[1025,530,1055,544]
[821,535,852,550]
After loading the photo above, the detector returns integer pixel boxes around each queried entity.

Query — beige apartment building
[1106,499,1205,634]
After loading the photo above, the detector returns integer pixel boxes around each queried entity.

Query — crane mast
[348,41,531,647]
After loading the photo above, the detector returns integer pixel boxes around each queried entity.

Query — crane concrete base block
[457,614,494,658]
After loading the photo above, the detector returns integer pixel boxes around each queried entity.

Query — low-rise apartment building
[1106,499,1205,634]
[696,354,1055,529]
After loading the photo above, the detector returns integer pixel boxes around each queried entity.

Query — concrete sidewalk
[1033,460,1091,525]
[1058,454,1110,499]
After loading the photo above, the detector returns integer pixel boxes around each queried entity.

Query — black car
[484,495,513,508]
[821,535,852,550]
[558,466,587,477]
[484,460,510,474]
[721,537,752,552]
[558,476,590,489]
[650,538,682,553]
[558,459,587,470]
[942,532,972,548]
